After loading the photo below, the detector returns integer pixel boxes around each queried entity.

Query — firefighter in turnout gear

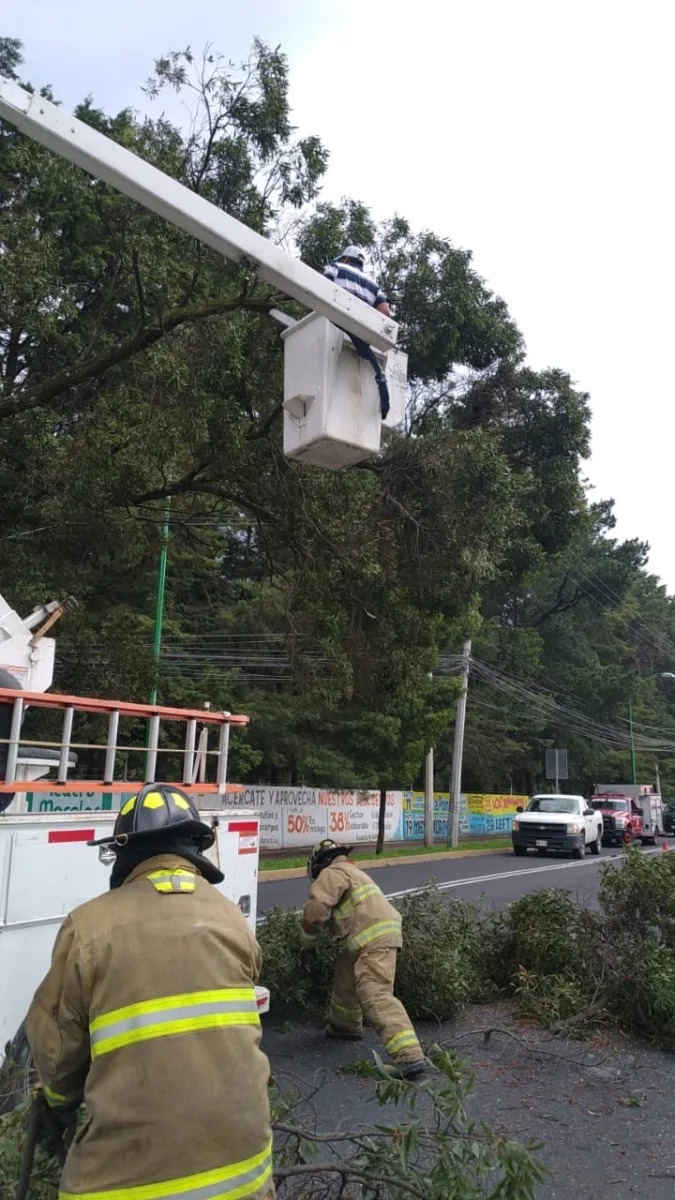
[25,784,274,1200]
[301,840,426,1079]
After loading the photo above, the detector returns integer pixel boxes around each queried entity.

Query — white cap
[340,245,366,267]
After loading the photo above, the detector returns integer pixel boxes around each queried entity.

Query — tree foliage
[1,35,673,792]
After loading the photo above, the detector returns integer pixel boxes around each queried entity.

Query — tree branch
[0,296,276,421]
[246,400,283,441]
[272,1162,425,1197]
[131,479,278,526]
[132,248,147,327]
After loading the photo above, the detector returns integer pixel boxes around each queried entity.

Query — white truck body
[0,808,268,1062]
[512,793,603,856]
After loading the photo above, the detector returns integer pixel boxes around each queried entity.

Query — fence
[22,786,526,848]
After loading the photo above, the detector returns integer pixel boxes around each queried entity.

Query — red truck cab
[591,795,644,846]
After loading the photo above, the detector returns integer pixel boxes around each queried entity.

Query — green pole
[628,699,637,786]
[149,502,171,706]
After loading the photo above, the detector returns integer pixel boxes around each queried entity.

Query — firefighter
[25,783,274,1200]
[301,839,426,1079]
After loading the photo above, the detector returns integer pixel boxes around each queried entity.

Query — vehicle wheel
[591,833,601,855]
[513,845,527,857]
[573,840,585,860]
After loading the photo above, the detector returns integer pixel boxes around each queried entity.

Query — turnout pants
[328,947,423,1064]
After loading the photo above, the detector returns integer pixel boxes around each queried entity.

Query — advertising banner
[21,786,521,847]
[402,792,525,840]
[26,792,114,813]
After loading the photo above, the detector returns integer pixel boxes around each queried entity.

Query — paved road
[258,845,660,918]
[264,1003,675,1199]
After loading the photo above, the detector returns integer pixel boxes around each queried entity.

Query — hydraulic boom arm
[0,78,398,352]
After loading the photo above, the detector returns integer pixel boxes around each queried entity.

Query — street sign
[545,749,569,786]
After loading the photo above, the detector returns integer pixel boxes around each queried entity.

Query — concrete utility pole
[424,746,434,847]
[424,671,434,846]
[448,639,472,847]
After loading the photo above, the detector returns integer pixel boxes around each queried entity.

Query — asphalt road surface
[264,1002,675,1199]
[258,844,662,919]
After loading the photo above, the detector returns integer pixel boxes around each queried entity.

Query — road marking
[383,850,660,900]
[256,848,662,924]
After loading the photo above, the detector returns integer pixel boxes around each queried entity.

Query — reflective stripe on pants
[328,948,423,1063]
[89,989,259,1058]
[59,1139,273,1200]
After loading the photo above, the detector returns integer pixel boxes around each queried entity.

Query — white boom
[0,78,398,352]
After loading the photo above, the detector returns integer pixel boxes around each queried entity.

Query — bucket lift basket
[0,686,248,795]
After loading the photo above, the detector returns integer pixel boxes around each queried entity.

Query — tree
[7,35,663,799]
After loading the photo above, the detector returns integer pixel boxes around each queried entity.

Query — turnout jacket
[26,854,272,1200]
[302,857,402,955]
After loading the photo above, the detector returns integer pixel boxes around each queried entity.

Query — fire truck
[591,784,664,847]
[0,591,268,1074]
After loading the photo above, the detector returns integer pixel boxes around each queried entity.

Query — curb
[259,846,509,883]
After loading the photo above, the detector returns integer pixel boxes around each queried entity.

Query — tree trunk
[376,786,387,855]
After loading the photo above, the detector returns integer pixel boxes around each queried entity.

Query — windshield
[592,799,629,812]
[527,797,578,815]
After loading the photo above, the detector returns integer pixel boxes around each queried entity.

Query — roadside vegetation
[259,840,512,871]
[259,847,675,1040]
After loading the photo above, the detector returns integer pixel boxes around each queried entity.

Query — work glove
[299,926,318,971]
[34,1091,78,1164]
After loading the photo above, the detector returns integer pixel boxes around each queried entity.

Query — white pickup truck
[511,794,603,859]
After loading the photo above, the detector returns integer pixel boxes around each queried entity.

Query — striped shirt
[324,260,388,309]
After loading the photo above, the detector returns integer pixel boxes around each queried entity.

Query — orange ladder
[0,687,248,794]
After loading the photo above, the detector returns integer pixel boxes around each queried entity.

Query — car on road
[511,794,603,859]
[663,805,675,835]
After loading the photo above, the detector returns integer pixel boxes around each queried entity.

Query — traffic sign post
[545,748,569,793]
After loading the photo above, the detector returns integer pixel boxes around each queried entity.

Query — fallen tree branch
[444,1025,608,1068]
[273,1161,426,1197]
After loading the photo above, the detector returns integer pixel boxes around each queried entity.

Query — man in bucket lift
[324,246,391,420]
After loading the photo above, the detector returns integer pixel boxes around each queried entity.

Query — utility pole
[628,699,637,786]
[424,671,434,846]
[448,639,472,848]
[656,760,662,797]
[149,503,171,706]
[424,747,434,847]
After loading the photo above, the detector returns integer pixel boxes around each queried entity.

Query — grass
[259,839,513,871]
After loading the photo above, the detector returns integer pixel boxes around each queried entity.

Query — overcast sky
[5,0,674,588]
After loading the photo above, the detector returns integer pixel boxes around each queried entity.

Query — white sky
[5,0,675,588]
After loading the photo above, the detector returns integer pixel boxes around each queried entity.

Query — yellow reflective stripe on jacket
[89,989,259,1059]
[59,1138,273,1200]
[347,919,402,953]
[43,1084,70,1108]
[333,883,381,920]
[386,1029,421,1056]
[146,869,196,894]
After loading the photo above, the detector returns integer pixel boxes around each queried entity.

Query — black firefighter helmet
[307,838,353,880]
[88,783,214,850]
